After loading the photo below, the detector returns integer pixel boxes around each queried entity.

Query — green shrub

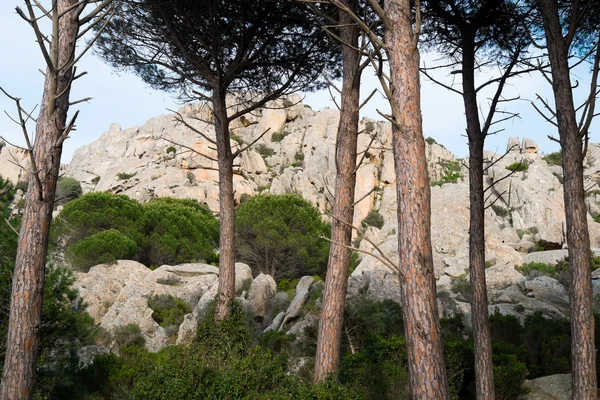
[543,151,562,166]
[112,324,146,350]
[141,198,219,266]
[362,209,384,229]
[277,278,299,297]
[425,136,438,145]
[506,161,529,172]
[256,143,275,158]
[117,172,137,180]
[15,180,28,192]
[294,152,304,161]
[68,229,138,271]
[147,294,191,331]
[451,274,472,301]
[166,146,176,154]
[55,177,83,207]
[52,193,219,269]
[271,130,290,143]
[236,194,330,280]
[491,204,509,218]
[230,134,244,145]
[493,353,528,399]
[432,160,461,186]
[516,262,556,278]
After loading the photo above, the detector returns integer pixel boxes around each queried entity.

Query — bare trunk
[314,0,361,382]
[536,1,597,398]
[0,1,78,398]
[386,0,450,397]
[213,92,236,321]
[462,41,495,400]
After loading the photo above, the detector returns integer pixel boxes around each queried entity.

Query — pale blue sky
[0,1,594,163]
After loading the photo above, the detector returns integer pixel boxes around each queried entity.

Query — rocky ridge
[4,98,600,352]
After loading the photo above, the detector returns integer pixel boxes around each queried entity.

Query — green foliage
[362,209,384,229]
[294,152,305,161]
[55,177,83,207]
[229,133,243,145]
[236,194,330,280]
[117,172,137,180]
[277,278,299,297]
[425,136,437,145]
[516,262,556,278]
[432,160,461,186]
[147,294,191,331]
[543,151,563,166]
[166,146,176,154]
[52,193,219,270]
[141,197,219,266]
[491,204,509,218]
[505,161,529,172]
[256,143,275,158]
[451,274,472,301]
[15,180,28,192]
[271,130,291,143]
[112,324,146,351]
[69,229,138,271]
[493,353,528,399]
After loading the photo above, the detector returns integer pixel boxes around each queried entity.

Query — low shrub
[112,324,146,351]
[516,262,556,278]
[147,294,191,331]
[543,151,562,166]
[451,274,472,301]
[506,161,529,172]
[166,146,176,154]
[362,209,384,229]
[256,143,275,158]
[55,177,83,207]
[68,229,138,271]
[117,172,137,180]
[271,131,291,143]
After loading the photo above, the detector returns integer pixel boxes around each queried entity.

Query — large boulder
[247,273,276,320]
[281,276,315,327]
[518,374,572,400]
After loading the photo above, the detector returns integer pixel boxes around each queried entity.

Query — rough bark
[0,1,78,398]
[314,0,361,382]
[213,92,236,321]
[462,40,495,400]
[385,0,451,397]
[536,1,597,397]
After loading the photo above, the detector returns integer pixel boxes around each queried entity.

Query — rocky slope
[4,98,600,349]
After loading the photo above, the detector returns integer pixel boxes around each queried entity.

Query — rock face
[0,146,31,184]
[66,101,600,359]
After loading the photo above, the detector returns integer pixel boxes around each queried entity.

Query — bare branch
[233,128,271,158]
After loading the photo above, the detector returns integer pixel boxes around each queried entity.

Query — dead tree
[0,1,114,398]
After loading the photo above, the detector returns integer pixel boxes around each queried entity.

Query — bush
[256,143,275,158]
[506,161,529,172]
[117,172,137,180]
[52,193,219,270]
[147,294,191,330]
[451,274,472,301]
[141,198,219,266]
[55,177,83,207]
[362,209,384,229]
[236,194,330,280]
[166,146,176,154]
[271,130,291,143]
[516,262,556,278]
[112,324,146,351]
[68,229,138,271]
[543,151,562,166]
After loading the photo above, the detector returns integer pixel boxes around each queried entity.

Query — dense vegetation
[51,193,219,270]
[236,194,330,281]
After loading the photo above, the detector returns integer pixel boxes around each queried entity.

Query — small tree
[235,194,330,280]
[95,0,340,320]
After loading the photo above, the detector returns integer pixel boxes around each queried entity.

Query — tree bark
[536,1,597,398]
[314,0,361,382]
[462,40,496,400]
[385,0,451,397]
[213,91,236,321]
[0,1,78,398]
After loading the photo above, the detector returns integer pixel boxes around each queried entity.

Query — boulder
[247,273,276,320]
[74,260,151,321]
[523,250,569,266]
[282,276,314,327]
[518,374,572,400]
[235,262,254,293]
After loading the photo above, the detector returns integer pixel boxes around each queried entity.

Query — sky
[0,1,596,163]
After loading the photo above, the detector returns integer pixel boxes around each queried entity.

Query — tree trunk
[536,1,597,398]
[314,0,361,382]
[213,91,236,321]
[462,40,495,400]
[385,0,450,397]
[0,1,78,398]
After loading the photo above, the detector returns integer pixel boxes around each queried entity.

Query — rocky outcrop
[519,374,572,400]
[0,146,31,185]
